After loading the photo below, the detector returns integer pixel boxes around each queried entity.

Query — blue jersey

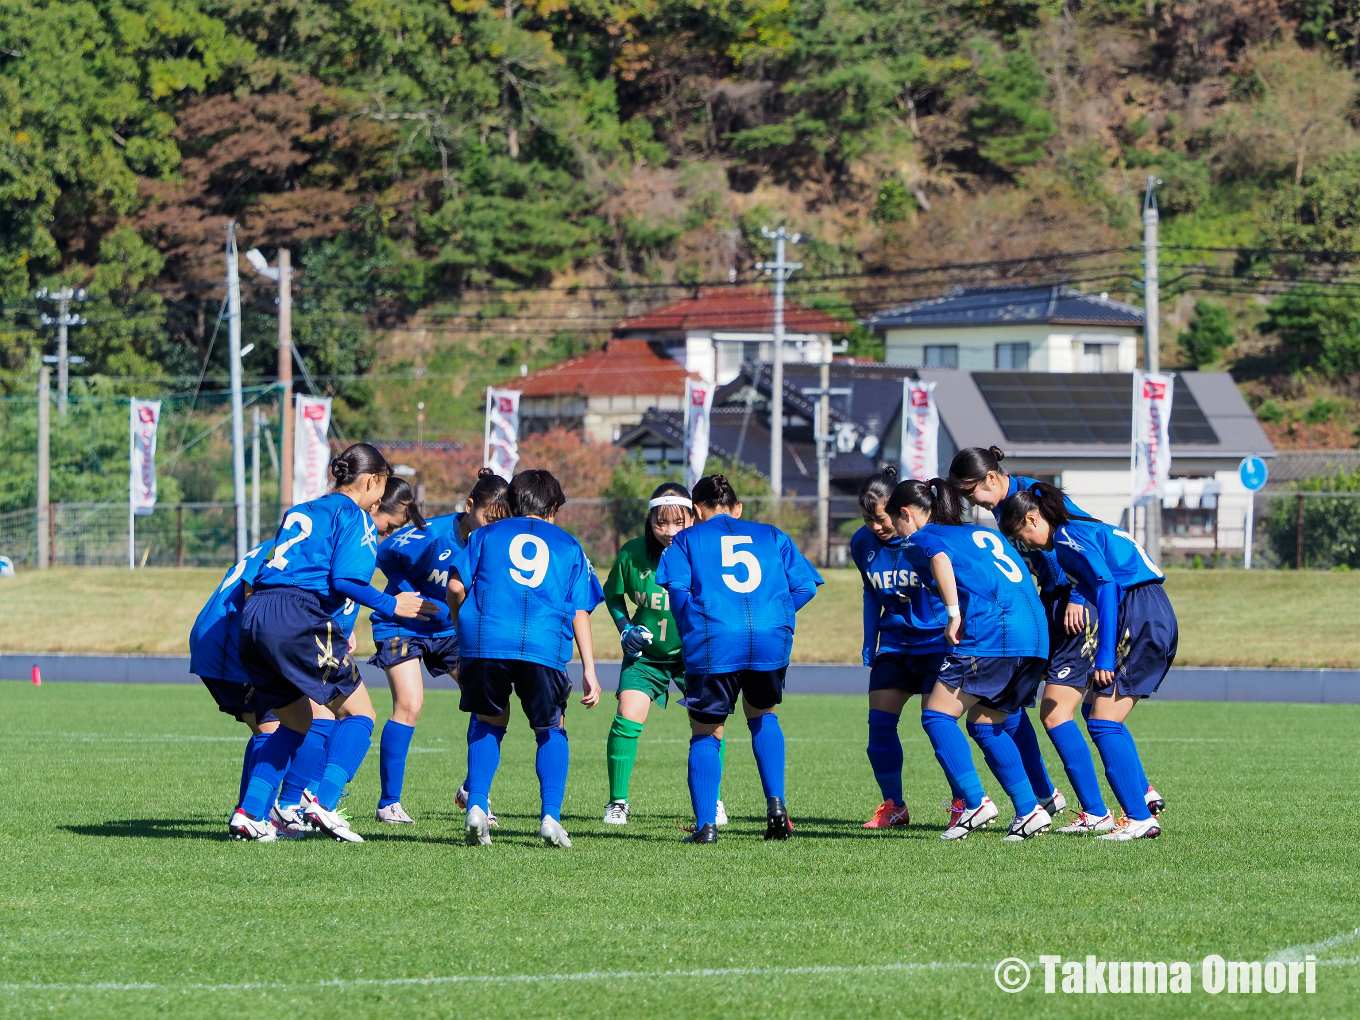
[370,513,464,640]
[254,492,379,615]
[451,517,604,670]
[993,475,1087,603]
[1052,518,1165,671]
[189,542,271,682]
[656,515,823,673]
[849,526,946,658]
[901,523,1046,659]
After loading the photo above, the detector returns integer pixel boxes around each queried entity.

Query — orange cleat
[863,800,911,829]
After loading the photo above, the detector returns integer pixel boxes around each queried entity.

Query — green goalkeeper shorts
[617,659,686,709]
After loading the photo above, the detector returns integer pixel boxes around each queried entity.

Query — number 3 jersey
[901,522,1046,660]
[656,515,823,674]
[450,516,604,670]
[603,536,681,664]
[254,491,379,616]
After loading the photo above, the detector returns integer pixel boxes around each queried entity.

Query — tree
[1264,467,1360,569]
[1178,299,1235,367]
[1260,151,1360,257]
[970,46,1055,173]
[1257,283,1360,378]
[1241,43,1356,185]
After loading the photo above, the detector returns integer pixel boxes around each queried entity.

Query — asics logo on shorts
[1057,667,1071,679]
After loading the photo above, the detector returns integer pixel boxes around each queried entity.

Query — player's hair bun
[329,443,391,489]
[988,445,1006,463]
[476,466,498,481]
[693,473,739,509]
[883,465,898,481]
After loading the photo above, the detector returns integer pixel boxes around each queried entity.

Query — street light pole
[226,223,248,560]
[757,226,801,502]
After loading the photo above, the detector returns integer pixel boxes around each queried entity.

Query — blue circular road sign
[1239,456,1268,491]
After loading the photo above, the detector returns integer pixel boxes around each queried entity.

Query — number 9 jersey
[656,515,823,674]
[449,517,604,670]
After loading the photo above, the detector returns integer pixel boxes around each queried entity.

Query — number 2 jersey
[656,515,823,674]
[253,492,384,617]
[370,512,464,642]
[603,536,681,664]
[450,516,604,670]
[901,522,1046,660]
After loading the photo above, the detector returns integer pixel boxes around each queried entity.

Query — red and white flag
[129,399,162,516]
[683,378,715,491]
[293,394,332,503]
[1132,371,1174,506]
[899,379,938,481]
[484,388,521,481]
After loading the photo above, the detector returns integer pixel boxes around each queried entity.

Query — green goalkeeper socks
[607,715,645,802]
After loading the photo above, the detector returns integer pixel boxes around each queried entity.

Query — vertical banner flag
[129,398,162,516]
[898,379,939,481]
[293,394,333,504]
[484,388,521,481]
[683,378,715,491]
[1132,371,1174,506]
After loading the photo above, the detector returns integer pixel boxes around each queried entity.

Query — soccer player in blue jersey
[190,541,278,812]
[369,468,511,825]
[850,466,949,829]
[888,478,1054,841]
[1002,482,1178,840]
[656,474,823,844]
[446,469,603,849]
[230,445,433,842]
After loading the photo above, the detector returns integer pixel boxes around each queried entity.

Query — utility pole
[36,287,87,416]
[36,367,50,570]
[757,226,802,503]
[247,246,292,512]
[226,223,248,559]
[802,343,851,567]
[251,406,261,548]
[1142,176,1162,566]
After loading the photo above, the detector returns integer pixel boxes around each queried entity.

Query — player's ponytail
[886,477,964,526]
[509,469,566,519]
[948,446,1006,490]
[692,474,739,511]
[330,443,391,489]
[644,481,694,561]
[469,467,511,523]
[378,476,425,529]
[858,465,898,516]
[999,480,1070,538]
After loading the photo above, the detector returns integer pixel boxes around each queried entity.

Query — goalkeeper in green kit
[601,482,725,826]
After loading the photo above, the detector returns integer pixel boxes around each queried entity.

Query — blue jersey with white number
[254,492,379,616]
[451,517,604,670]
[656,515,823,673]
[189,542,271,682]
[849,526,946,656]
[993,475,1087,603]
[370,513,463,640]
[901,523,1046,659]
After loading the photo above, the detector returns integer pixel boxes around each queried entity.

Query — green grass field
[1,682,1356,1018]
[1,567,1358,667]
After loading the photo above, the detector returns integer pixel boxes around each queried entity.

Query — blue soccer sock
[687,734,722,828]
[1122,723,1150,792]
[378,720,417,808]
[1046,720,1107,816]
[240,725,308,820]
[278,717,334,806]
[1004,710,1055,802]
[466,718,506,813]
[535,727,570,821]
[967,720,1039,816]
[747,713,786,802]
[316,715,374,811]
[921,709,984,810]
[866,709,905,806]
[1086,718,1152,821]
[238,732,269,808]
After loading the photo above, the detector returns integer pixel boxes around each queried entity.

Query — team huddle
[189,440,1177,846]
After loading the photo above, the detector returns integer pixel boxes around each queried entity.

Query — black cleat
[764,797,792,840]
[683,823,718,844]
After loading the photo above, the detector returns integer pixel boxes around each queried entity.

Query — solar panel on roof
[973,373,1219,445]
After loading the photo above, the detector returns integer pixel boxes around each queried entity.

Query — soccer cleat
[465,806,492,846]
[603,800,629,825]
[376,802,415,824]
[1097,815,1162,841]
[229,809,279,842]
[943,798,965,829]
[270,801,313,839]
[540,815,572,848]
[863,800,911,829]
[683,823,718,844]
[764,797,793,840]
[1040,789,1067,817]
[1145,786,1165,815]
[456,784,498,826]
[303,799,364,843]
[1055,810,1116,834]
[1003,805,1053,841]
[715,800,729,826]
[941,797,999,840]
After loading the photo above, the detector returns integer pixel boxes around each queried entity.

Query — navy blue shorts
[1045,591,1097,689]
[935,654,1046,715]
[198,675,279,725]
[1111,583,1179,698]
[369,634,461,680]
[459,657,570,729]
[868,651,945,696]
[239,588,363,714]
[680,667,787,723]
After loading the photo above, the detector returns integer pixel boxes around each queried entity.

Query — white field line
[1269,927,1360,963]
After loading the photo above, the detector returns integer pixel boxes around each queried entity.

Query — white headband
[649,495,693,509]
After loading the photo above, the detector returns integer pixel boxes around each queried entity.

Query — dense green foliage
[1265,467,1360,569]
[1177,299,1234,368]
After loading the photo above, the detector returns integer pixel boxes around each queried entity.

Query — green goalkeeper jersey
[603,536,682,663]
